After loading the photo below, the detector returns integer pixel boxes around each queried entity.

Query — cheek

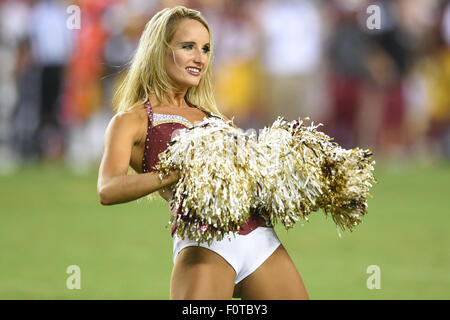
[166,51,188,75]
[172,50,191,66]
[164,53,181,80]
[164,53,173,71]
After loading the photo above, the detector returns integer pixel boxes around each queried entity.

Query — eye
[182,44,194,50]
[202,46,210,54]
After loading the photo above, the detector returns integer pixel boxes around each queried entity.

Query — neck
[160,88,190,108]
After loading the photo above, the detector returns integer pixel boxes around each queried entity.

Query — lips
[186,67,201,76]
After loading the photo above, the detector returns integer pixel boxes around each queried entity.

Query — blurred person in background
[8,1,39,166]
[0,0,31,172]
[97,6,309,299]
[323,0,373,149]
[209,0,265,129]
[61,0,110,172]
[363,0,420,157]
[420,0,450,159]
[256,0,324,125]
[390,0,445,159]
[28,0,73,161]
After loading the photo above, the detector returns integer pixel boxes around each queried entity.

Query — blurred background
[0,0,449,299]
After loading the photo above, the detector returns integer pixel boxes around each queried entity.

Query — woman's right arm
[97,112,179,205]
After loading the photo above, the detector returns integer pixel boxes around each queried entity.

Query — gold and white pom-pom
[258,116,376,233]
[155,116,376,243]
[318,146,376,233]
[156,117,260,244]
[254,117,328,228]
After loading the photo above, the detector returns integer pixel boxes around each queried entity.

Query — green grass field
[1,160,449,299]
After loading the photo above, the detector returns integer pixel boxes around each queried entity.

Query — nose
[194,48,208,66]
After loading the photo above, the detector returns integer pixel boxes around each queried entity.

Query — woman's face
[164,19,210,91]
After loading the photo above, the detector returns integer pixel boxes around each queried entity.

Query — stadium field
[1,161,449,299]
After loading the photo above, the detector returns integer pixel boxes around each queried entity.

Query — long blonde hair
[114,6,225,119]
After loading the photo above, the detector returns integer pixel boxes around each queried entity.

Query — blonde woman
[97,6,309,300]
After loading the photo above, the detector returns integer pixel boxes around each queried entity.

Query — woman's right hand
[166,169,181,185]
[157,169,181,202]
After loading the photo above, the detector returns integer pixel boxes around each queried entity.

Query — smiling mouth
[186,67,201,76]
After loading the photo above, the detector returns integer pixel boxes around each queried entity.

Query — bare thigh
[170,246,236,300]
[238,244,309,300]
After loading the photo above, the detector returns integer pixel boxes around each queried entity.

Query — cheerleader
[97,6,309,300]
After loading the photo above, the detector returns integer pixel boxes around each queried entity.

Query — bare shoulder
[113,103,147,124]
[105,104,147,145]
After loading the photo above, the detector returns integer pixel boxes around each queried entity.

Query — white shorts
[172,227,281,284]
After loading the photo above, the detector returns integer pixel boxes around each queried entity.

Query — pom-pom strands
[156,118,261,244]
[257,117,376,233]
[156,116,376,243]
[255,118,326,228]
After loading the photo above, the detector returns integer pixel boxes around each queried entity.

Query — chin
[172,77,201,91]
[185,80,201,88]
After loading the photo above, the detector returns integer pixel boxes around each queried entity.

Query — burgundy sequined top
[141,100,270,237]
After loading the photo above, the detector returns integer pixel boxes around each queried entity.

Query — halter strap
[142,100,153,173]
